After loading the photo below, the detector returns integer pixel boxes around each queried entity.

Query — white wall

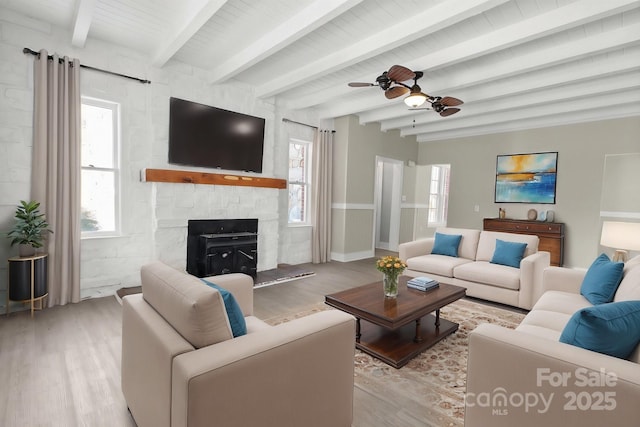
[0,8,319,303]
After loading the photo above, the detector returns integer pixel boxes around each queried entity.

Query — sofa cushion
[201,279,247,337]
[490,239,528,268]
[614,262,640,302]
[580,253,624,305]
[431,232,463,257]
[560,301,640,359]
[532,290,592,315]
[435,227,480,260]
[517,309,574,336]
[141,261,233,348]
[406,254,472,278]
[476,231,538,262]
[453,261,520,290]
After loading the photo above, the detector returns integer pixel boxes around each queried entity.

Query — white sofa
[399,227,550,310]
[465,255,640,426]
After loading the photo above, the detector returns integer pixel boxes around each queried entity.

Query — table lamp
[600,221,640,262]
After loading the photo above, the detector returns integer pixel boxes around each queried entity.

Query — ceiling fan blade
[385,86,409,99]
[440,96,464,106]
[348,82,375,87]
[440,108,460,117]
[387,65,415,82]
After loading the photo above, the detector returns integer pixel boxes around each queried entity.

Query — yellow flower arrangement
[375,255,407,277]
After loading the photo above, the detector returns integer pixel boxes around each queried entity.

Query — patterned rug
[264,298,525,427]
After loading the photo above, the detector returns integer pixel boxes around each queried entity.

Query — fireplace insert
[187,219,258,278]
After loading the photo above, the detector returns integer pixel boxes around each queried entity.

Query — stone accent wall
[0,8,319,304]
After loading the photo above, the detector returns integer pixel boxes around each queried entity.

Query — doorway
[374,156,404,251]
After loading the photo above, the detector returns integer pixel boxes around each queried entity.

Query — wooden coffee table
[325,276,466,368]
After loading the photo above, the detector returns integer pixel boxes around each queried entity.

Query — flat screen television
[169,97,265,173]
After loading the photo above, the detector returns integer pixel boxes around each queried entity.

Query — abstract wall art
[495,152,558,204]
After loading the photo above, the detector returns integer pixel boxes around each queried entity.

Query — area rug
[264,298,526,427]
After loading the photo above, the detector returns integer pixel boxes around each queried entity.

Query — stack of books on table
[407,276,439,291]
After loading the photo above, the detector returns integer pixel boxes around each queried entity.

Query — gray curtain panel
[32,49,81,306]
[311,129,333,264]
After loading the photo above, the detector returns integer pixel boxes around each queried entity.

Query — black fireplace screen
[187,219,258,278]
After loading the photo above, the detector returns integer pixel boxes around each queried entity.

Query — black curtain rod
[23,47,151,84]
[282,118,335,133]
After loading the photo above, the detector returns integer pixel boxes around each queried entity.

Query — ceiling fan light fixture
[404,92,427,108]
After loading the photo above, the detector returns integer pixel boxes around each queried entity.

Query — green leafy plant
[7,200,53,248]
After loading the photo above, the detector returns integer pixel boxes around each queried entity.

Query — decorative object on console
[376,255,407,298]
[494,152,558,204]
[545,210,555,222]
[600,221,640,262]
[499,207,506,219]
[527,208,537,220]
[536,210,547,221]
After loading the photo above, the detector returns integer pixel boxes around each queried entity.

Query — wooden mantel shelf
[142,168,287,189]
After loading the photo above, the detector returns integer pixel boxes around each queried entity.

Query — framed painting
[494,152,558,204]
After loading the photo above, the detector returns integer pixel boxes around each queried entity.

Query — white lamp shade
[404,93,427,108]
[600,221,640,251]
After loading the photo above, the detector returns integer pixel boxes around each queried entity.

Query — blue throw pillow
[490,239,528,268]
[580,253,624,305]
[559,301,640,359]
[201,279,247,338]
[431,232,463,257]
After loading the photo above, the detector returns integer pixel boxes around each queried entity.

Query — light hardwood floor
[0,253,434,427]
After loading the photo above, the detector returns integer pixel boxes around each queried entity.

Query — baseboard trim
[331,250,374,262]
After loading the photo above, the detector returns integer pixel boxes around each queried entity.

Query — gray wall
[418,116,640,268]
[332,115,419,261]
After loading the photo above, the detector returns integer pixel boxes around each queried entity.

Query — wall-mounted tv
[169,97,265,173]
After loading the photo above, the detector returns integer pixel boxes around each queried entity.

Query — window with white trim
[427,164,450,227]
[288,138,312,224]
[80,97,120,236]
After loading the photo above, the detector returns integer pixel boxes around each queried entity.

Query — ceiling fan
[348,65,463,117]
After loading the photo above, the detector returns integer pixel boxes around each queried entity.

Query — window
[427,164,451,227]
[288,138,312,224]
[81,97,120,236]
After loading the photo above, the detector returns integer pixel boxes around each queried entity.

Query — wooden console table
[483,218,565,266]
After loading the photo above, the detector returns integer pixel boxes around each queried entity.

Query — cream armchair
[121,261,356,427]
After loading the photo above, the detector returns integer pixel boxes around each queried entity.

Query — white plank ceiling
[3,0,640,141]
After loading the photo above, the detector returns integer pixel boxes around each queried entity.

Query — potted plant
[7,200,53,257]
